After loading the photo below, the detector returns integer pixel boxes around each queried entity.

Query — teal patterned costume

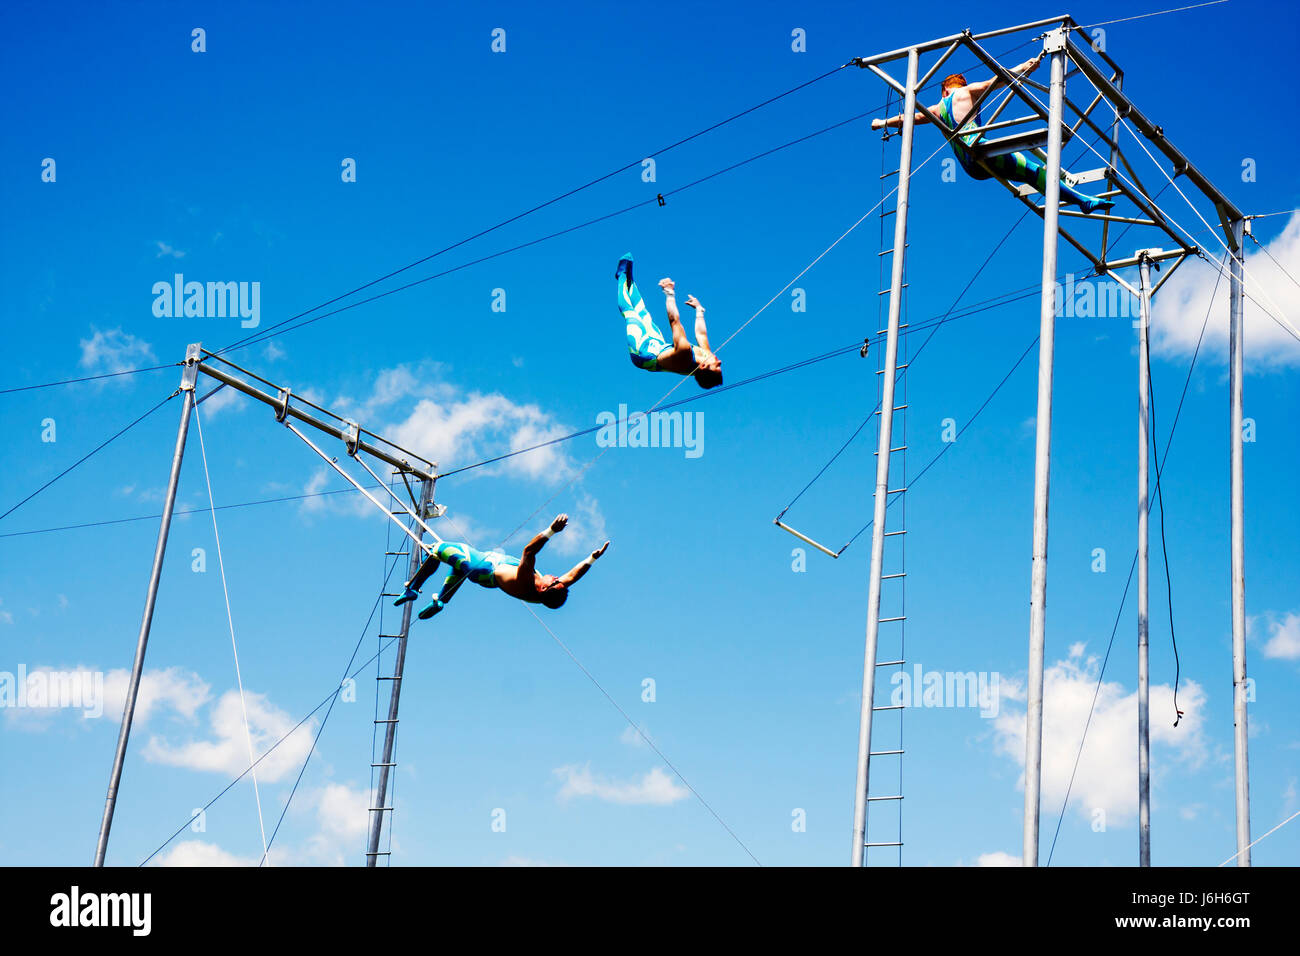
[938,92,1112,214]
[617,254,692,371]
[394,539,522,619]
[425,541,519,589]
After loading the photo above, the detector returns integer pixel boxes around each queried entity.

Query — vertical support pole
[1023,30,1065,868]
[94,343,202,866]
[851,46,916,868]
[366,476,435,866]
[1137,254,1153,867]
[1228,218,1251,865]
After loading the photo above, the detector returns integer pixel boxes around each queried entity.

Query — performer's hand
[871,118,886,131]
[592,541,610,560]
[551,514,569,533]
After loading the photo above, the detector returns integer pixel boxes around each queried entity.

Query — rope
[139,632,406,865]
[1079,0,1230,30]
[0,389,178,523]
[0,363,177,396]
[214,63,852,356]
[193,399,271,863]
[436,508,762,866]
[1045,251,1226,864]
[1217,809,1300,866]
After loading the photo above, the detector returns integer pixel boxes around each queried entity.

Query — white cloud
[79,327,156,375]
[197,383,244,418]
[155,241,185,259]
[992,652,1207,825]
[1260,611,1300,661]
[153,840,262,867]
[620,724,650,748]
[554,764,689,806]
[263,342,285,362]
[142,688,316,783]
[102,666,211,725]
[328,361,579,482]
[313,783,369,841]
[974,850,1022,867]
[1150,212,1300,370]
[500,856,565,866]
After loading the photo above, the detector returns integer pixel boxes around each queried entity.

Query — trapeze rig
[817,14,1249,869]
[93,344,444,867]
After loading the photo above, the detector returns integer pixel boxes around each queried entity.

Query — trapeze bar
[774,519,840,559]
[195,360,437,481]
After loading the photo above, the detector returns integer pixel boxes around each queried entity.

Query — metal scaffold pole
[94,343,202,867]
[366,476,436,866]
[851,45,917,868]
[1137,253,1153,867]
[1023,28,1066,868]
[1228,218,1252,866]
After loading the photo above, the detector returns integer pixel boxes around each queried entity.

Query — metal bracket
[275,387,292,423]
[427,502,447,520]
[1044,27,1067,53]
[180,342,202,392]
[343,420,361,457]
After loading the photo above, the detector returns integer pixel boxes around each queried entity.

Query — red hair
[941,73,968,94]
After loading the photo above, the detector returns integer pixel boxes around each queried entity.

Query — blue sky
[1,0,1296,867]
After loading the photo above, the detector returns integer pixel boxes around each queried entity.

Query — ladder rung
[875,658,905,666]
[870,749,904,756]
[877,284,910,295]
[371,762,397,768]
[385,551,409,556]
[874,405,909,414]
[877,244,908,256]
[886,487,908,494]
[378,634,405,639]
[879,616,906,623]
[881,208,897,217]
[875,364,910,374]
[380,592,404,598]
[880,572,906,580]
[365,851,391,857]
[374,718,399,724]
[880,169,899,180]
[865,842,904,847]
[884,530,908,537]
[873,704,905,711]
[876,324,910,334]
[867,795,903,802]
[368,808,393,813]
[376,676,402,681]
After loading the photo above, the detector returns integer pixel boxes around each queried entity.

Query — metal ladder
[864,120,910,865]
[366,477,435,865]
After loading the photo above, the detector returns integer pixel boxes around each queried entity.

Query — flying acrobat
[393,514,609,620]
[617,254,724,389]
[872,52,1115,215]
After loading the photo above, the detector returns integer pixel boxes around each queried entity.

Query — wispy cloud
[554,764,688,806]
[1150,211,1300,370]
[79,326,156,375]
[155,241,186,259]
[991,644,1207,824]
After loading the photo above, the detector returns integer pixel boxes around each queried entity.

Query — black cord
[0,390,179,523]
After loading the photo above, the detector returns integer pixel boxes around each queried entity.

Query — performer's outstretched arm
[559,542,610,588]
